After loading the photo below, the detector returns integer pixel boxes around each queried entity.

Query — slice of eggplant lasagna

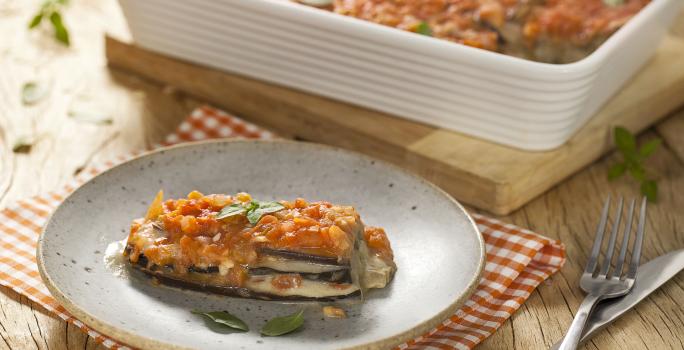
[124,191,396,300]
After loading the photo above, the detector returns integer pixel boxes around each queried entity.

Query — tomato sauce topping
[127,191,384,286]
[364,226,394,263]
[523,0,650,45]
[332,0,501,51]
[297,0,650,62]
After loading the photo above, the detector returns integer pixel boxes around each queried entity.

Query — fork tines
[585,196,647,280]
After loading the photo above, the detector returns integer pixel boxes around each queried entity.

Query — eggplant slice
[124,192,396,301]
[126,245,362,300]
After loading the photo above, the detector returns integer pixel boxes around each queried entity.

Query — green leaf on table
[49,11,70,46]
[609,126,661,201]
[607,162,626,180]
[614,127,636,154]
[640,180,657,202]
[247,201,285,225]
[12,136,35,154]
[29,13,43,29]
[628,163,646,182]
[416,22,432,36]
[260,309,304,336]
[216,203,247,220]
[68,109,113,125]
[639,138,662,158]
[28,0,71,46]
[21,82,48,105]
[191,310,249,332]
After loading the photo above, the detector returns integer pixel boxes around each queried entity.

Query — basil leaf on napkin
[260,309,304,336]
[192,310,249,332]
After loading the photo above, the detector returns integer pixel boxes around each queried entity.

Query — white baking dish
[118,0,682,150]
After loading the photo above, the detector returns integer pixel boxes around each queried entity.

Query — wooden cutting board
[105,34,684,215]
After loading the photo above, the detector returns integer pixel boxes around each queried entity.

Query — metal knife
[551,249,684,349]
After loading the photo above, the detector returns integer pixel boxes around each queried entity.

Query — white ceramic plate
[37,140,485,350]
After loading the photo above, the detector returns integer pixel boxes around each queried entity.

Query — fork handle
[557,293,603,350]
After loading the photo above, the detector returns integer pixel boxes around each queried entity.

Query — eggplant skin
[258,248,347,265]
[248,267,352,283]
[132,265,360,301]
[126,249,359,301]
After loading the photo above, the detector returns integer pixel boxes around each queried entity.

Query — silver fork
[557,196,647,350]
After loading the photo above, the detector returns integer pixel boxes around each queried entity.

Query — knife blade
[551,249,684,349]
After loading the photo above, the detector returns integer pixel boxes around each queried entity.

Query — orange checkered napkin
[0,106,564,350]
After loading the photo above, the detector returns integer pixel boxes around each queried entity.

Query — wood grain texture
[478,129,684,350]
[0,1,683,349]
[656,108,684,163]
[105,33,684,215]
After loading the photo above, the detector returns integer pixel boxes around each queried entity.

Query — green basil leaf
[603,0,624,6]
[622,151,641,166]
[246,201,259,211]
[22,82,48,105]
[260,309,304,336]
[247,201,285,225]
[12,137,34,154]
[68,109,113,125]
[192,310,249,332]
[49,11,70,46]
[639,138,661,158]
[416,21,432,36]
[628,163,646,182]
[216,203,246,220]
[29,13,43,29]
[246,210,261,225]
[640,180,657,202]
[607,162,626,181]
[614,127,636,155]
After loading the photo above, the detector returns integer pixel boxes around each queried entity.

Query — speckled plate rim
[37,139,486,350]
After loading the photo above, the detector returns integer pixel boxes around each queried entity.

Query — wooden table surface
[1,1,684,349]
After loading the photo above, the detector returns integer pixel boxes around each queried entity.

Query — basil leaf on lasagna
[216,204,246,220]
[247,201,285,225]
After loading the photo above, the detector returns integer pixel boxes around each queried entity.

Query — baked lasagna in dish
[294,0,651,63]
[124,191,396,300]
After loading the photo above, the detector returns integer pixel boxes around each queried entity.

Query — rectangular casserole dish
[118,0,683,150]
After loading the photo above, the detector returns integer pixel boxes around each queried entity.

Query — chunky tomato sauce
[364,226,394,262]
[297,0,650,62]
[126,191,394,288]
[523,0,649,46]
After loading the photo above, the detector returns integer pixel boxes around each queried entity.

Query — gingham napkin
[0,106,565,350]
